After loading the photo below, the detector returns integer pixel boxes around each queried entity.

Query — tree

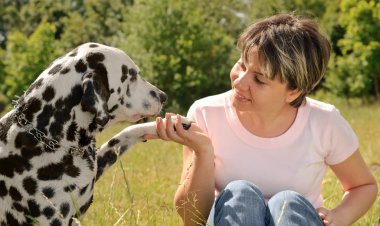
[326,0,380,99]
[4,21,59,101]
[122,0,248,113]
[59,0,132,49]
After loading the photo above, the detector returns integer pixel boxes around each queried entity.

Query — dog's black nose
[159,92,168,104]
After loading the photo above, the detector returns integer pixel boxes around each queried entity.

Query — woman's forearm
[174,150,215,226]
[331,183,378,225]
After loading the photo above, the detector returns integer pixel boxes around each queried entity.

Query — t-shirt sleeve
[186,100,208,134]
[325,108,359,165]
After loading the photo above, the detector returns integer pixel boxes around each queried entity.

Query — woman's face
[230,48,298,113]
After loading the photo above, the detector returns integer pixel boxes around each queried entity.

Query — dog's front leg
[95,116,191,181]
[95,121,156,180]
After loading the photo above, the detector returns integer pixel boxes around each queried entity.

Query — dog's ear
[81,71,110,126]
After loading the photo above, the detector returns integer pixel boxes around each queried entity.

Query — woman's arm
[154,114,215,226]
[318,150,378,226]
[174,146,215,226]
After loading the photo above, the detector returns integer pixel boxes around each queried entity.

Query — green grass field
[81,96,380,226]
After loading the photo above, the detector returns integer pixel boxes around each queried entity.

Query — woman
[145,13,378,226]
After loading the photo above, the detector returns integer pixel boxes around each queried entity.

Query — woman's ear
[285,89,302,104]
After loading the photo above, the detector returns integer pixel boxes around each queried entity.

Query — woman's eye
[254,76,265,85]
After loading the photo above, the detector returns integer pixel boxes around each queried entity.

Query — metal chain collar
[14,107,86,157]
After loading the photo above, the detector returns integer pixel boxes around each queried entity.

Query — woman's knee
[269,190,312,207]
[212,181,271,226]
[216,180,266,207]
[223,180,263,198]
[268,190,322,225]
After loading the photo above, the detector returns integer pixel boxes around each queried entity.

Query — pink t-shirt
[187,90,358,208]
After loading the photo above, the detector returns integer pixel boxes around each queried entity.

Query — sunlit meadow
[82,94,380,226]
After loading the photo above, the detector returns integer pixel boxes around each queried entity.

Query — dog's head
[78,43,167,127]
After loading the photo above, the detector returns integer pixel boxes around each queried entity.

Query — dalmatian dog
[0,42,190,226]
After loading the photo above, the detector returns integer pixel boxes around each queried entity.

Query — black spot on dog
[149,90,158,99]
[0,180,8,197]
[37,163,65,181]
[66,121,78,142]
[109,104,118,113]
[5,212,20,226]
[42,187,55,199]
[110,88,115,93]
[42,86,56,102]
[51,218,62,226]
[126,103,132,108]
[43,206,55,219]
[22,97,42,122]
[96,150,117,180]
[0,154,32,177]
[117,87,121,94]
[15,132,38,148]
[23,177,37,195]
[129,68,137,82]
[49,121,64,139]
[79,185,88,196]
[81,80,98,114]
[9,186,22,201]
[79,195,93,215]
[88,117,98,132]
[143,101,151,110]
[126,85,131,97]
[60,202,70,218]
[50,85,83,138]
[37,104,54,134]
[108,138,120,147]
[89,43,99,48]
[86,52,105,64]
[48,64,62,75]
[121,65,128,83]
[27,199,41,217]
[21,146,43,159]
[119,145,129,154]
[119,96,124,105]
[78,128,92,147]
[38,155,81,180]
[75,59,87,73]
[62,155,80,178]
[60,67,70,74]
[12,202,25,212]
[64,184,76,192]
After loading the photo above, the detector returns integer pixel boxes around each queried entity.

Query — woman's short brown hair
[237,13,331,107]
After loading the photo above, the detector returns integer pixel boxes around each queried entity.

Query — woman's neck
[236,106,298,138]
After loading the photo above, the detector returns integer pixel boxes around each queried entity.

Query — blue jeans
[207,180,324,226]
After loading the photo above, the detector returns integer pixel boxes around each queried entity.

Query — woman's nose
[234,72,250,90]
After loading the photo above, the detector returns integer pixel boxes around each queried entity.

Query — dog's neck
[6,94,101,156]
[12,107,89,156]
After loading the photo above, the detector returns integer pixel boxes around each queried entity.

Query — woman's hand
[144,113,213,156]
[317,207,348,226]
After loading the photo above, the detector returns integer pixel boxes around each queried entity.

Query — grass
[81,96,380,226]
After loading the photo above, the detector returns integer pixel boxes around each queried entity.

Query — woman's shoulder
[305,97,345,126]
[306,97,336,112]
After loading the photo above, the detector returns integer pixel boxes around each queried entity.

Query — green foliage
[59,0,132,49]
[122,0,246,113]
[1,0,380,113]
[4,21,59,100]
[326,0,380,99]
